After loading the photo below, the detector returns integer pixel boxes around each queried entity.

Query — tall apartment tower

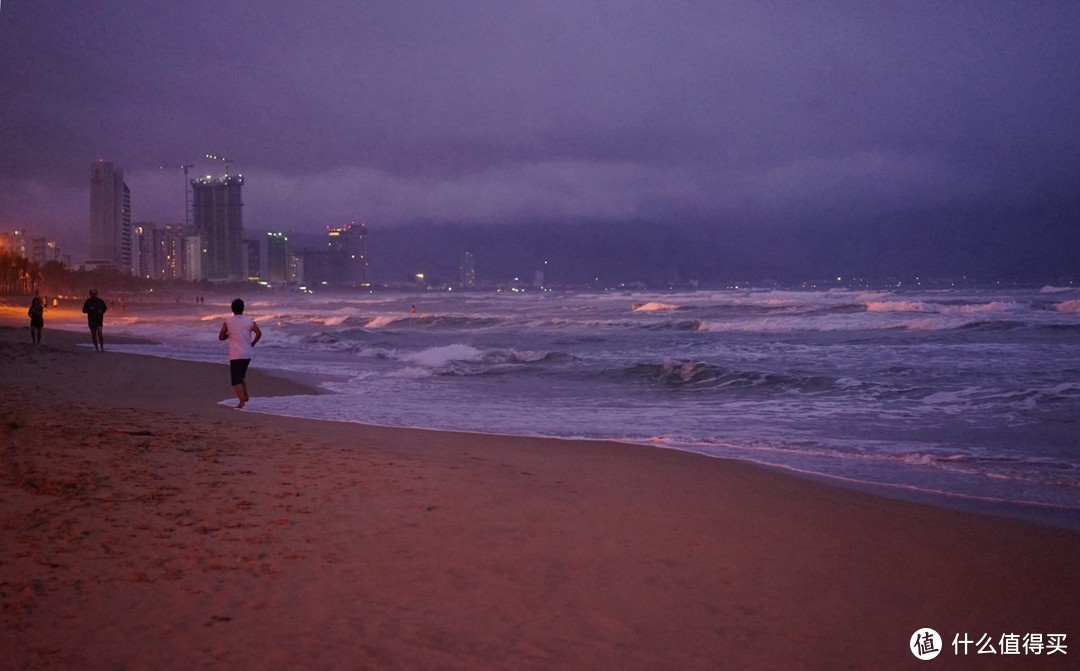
[89,161,132,270]
[191,174,244,281]
[326,222,369,285]
[459,250,477,288]
[133,222,156,279]
[153,224,191,281]
[265,232,290,283]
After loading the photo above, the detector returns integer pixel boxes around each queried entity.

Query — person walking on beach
[28,296,44,344]
[218,298,262,409]
[81,289,108,352]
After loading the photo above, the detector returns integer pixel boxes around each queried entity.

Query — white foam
[866,300,927,312]
[365,315,401,328]
[400,343,484,367]
[632,301,679,312]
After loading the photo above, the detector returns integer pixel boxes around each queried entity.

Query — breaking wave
[365,314,505,330]
[631,301,680,312]
[866,300,928,312]
[392,343,570,377]
[621,359,835,393]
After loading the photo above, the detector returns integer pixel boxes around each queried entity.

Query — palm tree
[0,251,17,293]
[0,251,42,294]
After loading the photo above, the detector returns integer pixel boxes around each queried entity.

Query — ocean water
[105,286,1080,527]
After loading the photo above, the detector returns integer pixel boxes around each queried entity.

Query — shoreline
[74,315,1078,533]
[231,396,1080,533]
[5,304,1080,531]
[3,300,1078,531]
[106,336,1080,532]
[2,317,1079,668]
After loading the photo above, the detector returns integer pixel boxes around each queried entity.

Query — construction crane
[205,153,234,174]
[159,163,195,227]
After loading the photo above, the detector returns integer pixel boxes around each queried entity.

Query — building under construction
[191,174,244,281]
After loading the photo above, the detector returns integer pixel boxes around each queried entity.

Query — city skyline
[1,2,1078,281]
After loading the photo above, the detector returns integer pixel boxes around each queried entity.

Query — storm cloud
[2,1,1078,281]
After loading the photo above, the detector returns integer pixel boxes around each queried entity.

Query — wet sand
[1,310,1077,669]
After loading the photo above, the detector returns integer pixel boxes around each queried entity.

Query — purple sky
[2,1,1079,279]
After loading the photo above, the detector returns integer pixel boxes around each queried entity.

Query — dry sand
[1,306,1078,670]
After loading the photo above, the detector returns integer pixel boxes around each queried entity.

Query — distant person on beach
[28,296,44,344]
[218,298,262,409]
[81,289,108,352]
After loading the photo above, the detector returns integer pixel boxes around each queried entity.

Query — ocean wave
[393,343,570,376]
[865,300,1022,316]
[401,343,485,367]
[623,359,836,393]
[1041,323,1080,334]
[420,315,503,329]
[641,319,704,331]
[955,319,1028,331]
[365,315,403,329]
[631,301,680,312]
[652,437,1080,501]
[945,301,1022,313]
[895,452,1080,489]
[866,300,927,312]
[301,333,351,349]
[919,382,1080,416]
[364,313,505,330]
[634,360,730,386]
[804,303,868,315]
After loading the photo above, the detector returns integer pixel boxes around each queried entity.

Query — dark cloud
[2,1,1078,279]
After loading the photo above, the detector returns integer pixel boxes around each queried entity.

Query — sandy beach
[1,305,1078,670]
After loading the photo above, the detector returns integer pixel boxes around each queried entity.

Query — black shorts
[230,359,251,386]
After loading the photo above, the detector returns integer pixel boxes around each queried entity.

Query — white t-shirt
[224,314,256,361]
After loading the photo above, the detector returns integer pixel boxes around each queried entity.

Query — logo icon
[911,628,943,660]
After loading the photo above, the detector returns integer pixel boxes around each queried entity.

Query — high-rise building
[183,232,203,282]
[459,250,477,288]
[191,174,244,281]
[243,237,260,281]
[148,223,203,282]
[30,237,50,265]
[326,222,368,285]
[133,222,154,279]
[152,224,190,281]
[89,161,132,271]
[265,232,290,283]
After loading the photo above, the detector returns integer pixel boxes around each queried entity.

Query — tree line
[0,251,215,297]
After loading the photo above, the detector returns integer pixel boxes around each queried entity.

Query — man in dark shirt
[81,288,108,352]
